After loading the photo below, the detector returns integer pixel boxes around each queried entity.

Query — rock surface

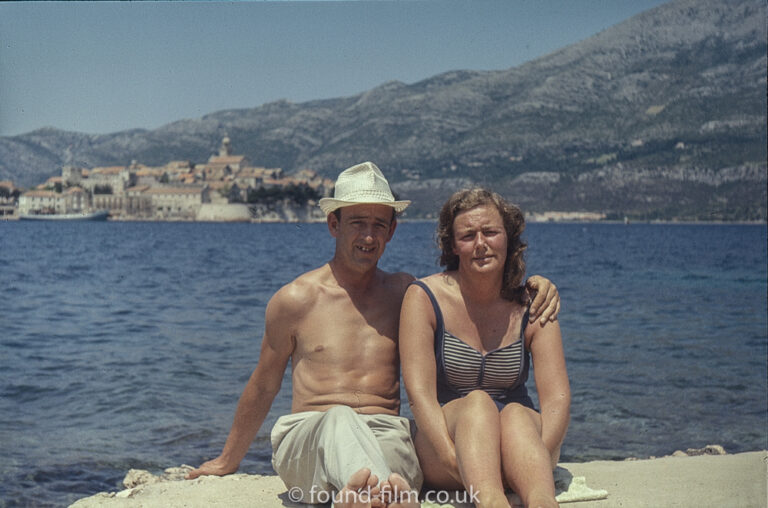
[68,450,767,508]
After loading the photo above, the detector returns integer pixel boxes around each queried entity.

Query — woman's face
[452,204,507,275]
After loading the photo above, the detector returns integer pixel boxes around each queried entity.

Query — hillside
[1,0,765,220]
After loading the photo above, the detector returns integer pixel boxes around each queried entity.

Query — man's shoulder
[379,269,416,294]
[268,265,329,316]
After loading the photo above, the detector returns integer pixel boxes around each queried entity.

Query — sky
[0,0,669,137]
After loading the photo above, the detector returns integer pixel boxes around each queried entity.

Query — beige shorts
[271,406,423,503]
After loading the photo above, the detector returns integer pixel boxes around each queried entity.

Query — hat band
[333,189,396,203]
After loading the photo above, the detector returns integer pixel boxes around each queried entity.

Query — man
[187,162,559,507]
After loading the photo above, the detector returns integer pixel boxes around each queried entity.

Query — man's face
[328,204,397,271]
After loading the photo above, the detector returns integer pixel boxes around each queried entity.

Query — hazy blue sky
[1,0,669,137]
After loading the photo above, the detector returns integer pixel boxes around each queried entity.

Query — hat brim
[318,198,410,215]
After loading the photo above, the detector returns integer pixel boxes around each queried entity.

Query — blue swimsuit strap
[411,279,532,384]
[410,280,464,403]
[521,303,530,343]
[409,280,444,340]
[410,279,531,346]
[412,280,531,336]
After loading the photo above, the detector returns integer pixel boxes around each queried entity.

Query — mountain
[1,0,765,220]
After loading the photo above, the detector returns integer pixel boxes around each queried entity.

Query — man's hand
[185,456,238,480]
[526,275,560,325]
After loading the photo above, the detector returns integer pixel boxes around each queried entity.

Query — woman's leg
[499,403,558,508]
[413,421,462,489]
[416,390,510,507]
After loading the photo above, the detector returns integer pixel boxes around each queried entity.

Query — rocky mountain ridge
[1,0,765,220]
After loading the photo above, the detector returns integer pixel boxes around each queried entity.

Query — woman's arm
[527,318,571,466]
[399,283,461,484]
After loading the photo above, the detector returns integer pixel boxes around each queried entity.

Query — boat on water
[19,210,110,221]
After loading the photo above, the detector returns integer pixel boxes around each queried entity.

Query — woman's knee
[443,391,500,436]
[501,402,539,424]
[461,389,499,412]
[500,403,542,438]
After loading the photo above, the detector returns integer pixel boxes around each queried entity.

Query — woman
[399,188,570,508]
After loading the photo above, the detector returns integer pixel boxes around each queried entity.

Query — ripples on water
[1,221,766,506]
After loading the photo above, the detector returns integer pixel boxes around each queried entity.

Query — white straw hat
[318,161,410,215]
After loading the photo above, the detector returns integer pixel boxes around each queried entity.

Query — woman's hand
[526,275,560,325]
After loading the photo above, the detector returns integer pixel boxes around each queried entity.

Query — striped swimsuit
[411,281,534,411]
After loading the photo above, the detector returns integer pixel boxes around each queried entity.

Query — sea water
[1,221,766,506]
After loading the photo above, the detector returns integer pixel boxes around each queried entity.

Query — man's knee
[313,405,368,439]
[320,405,359,426]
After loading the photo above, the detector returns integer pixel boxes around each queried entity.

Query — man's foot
[379,473,419,508]
[334,468,382,508]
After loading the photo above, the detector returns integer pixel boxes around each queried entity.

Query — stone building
[203,137,250,181]
[64,187,89,212]
[144,186,210,219]
[18,190,60,215]
[18,186,91,215]
[62,166,84,186]
[80,166,136,194]
[0,181,19,217]
[91,193,126,218]
[125,185,153,217]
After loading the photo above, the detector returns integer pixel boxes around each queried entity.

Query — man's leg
[361,413,423,493]
[271,406,393,503]
[359,413,423,507]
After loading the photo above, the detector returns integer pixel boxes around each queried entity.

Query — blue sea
[1,221,766,507]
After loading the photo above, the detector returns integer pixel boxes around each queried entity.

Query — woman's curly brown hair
[437,188,528,303]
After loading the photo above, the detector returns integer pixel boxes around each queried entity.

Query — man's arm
[526,275,560,326]
[186,288,297,479]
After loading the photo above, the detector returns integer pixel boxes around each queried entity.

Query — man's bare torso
[273,263,412,415]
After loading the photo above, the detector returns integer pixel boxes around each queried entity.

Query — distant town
[0,137,335,222]
[0,137,612,223]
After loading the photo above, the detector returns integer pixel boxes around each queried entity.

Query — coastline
[4,214,767,224]
[69,449,767,508]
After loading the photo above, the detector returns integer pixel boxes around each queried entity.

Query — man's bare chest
[293,299,399,358]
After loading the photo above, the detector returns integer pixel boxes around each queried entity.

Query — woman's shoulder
[523,309,562,349]
[405,272,456,302]
[409,273,466,316]
[416,271,458,289]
